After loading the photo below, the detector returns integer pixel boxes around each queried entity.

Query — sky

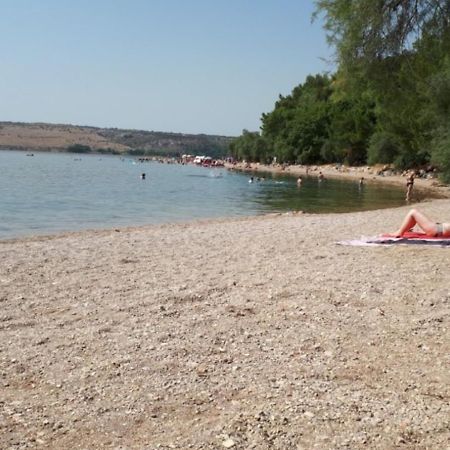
[0,0,333,136]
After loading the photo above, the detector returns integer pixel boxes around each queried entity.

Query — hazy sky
[1,0,332,136]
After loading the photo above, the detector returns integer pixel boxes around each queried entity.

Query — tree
[230,2,450,174]
[229,130,269,163]
[315,0,450,64]
[67,144,92,153]
[261,74,334,164]
[315,0,450,175]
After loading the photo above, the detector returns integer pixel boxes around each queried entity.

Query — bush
[97,148,120,155]
[394,148,429,170]
[298,146,322,164]
[67,144,92,153]
[431,126,450,182]
[343,144,367,166]
[320,140,338,162]
[367,132,402,165]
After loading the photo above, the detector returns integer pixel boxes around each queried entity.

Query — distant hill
[0,122,235,158]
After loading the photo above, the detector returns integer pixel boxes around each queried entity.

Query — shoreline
[226,161,450,199]
[0,194,446,246]
[3,154,447,243]
[1,198,450,448]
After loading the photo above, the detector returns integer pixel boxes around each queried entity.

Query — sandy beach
[1,196,450,449]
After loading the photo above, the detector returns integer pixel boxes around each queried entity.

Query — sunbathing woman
[393,208,450,237]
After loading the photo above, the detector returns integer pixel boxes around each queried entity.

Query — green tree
[315,0,450,175]
[67,144,92,153]
[230,1,450,175]
[261,74,334,164]
[315,0,449,65]
[229,130,269,163]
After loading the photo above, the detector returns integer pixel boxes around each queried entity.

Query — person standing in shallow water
[406,172,414,201]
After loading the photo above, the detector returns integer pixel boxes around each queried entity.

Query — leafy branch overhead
[316,0,450,62]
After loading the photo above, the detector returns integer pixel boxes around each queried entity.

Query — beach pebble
[222,438,235,448]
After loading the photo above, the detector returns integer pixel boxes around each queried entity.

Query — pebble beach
[1,177,450,449]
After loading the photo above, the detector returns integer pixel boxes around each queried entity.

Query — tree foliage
[230,0,450,180]
[229,130,269,163]
[67,144,92,153]
[316,0,449,63]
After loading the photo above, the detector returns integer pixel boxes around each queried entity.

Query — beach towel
[338,232,450,247]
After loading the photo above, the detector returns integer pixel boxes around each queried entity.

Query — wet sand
[1,196,450,449]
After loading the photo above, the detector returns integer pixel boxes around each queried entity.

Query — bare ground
[1,200,449,449]
[0,123,128,152]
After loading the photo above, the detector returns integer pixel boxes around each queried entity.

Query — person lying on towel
[393,209,450,238]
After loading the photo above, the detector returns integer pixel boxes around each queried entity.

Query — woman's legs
[395,209,438,236]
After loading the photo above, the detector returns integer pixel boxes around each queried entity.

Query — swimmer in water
[141,173,146,180]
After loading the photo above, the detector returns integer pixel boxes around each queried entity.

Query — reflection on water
[0,150,411,239]
[251,171,418,214]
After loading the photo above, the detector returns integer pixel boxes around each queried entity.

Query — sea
[0,150,411,239]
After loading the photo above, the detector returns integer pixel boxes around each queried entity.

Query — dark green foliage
[315,0,449,65]
[427,56,450,123]
[127,149,148,156]
[97,148,121,155]
[431,126,450,182]
[229,130,269,162]
[232,73,375,166]
[261,74,334,164]
[327,92,376,164]
[68,145,122,156]
[314,0,450,178]
[67,144,92,153]
[231,1,450,181]
[367,132,402,165]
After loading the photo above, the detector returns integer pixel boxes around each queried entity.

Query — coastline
[226,161,450,199]
[2,199,449,448]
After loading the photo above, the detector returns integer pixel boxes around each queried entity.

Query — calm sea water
[0,150,409,239]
